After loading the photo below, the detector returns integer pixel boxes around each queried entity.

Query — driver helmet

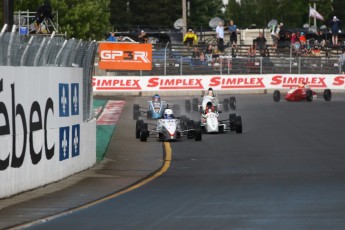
[207,87,214,96]
[164,109,174,119]
[299,81,307,88]
[152,94,161,102]
[205,102,214,113]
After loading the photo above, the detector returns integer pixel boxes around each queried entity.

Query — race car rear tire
[187,120,195,139]
[323,89,332,101]
[133,104,140,120]
[223,98,230,111]
[140,123,148,142]
[229,113,236,131]
[136,120,144,139]
[219,125,224,133]
[306,89,313,102]
[273,90,280,102]
[185,100,191,113]
[230,97,236,110]
[194,127,202,141]
[192,98,199,112]
[235,116,243,134]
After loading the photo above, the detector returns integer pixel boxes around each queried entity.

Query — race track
[29,94,345,230]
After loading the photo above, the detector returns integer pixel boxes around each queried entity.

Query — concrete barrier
[0,67,96,198]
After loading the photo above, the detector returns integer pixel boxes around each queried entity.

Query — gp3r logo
[100,50,151,63]
[59,83,80,161]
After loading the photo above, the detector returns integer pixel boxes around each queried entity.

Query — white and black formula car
[135,109,202,142]
[185,88,236,113]
[200,105,242,134]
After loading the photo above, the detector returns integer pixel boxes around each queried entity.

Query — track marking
[11,142,172,230]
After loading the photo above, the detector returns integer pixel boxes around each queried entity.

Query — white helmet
[164,109,174,118]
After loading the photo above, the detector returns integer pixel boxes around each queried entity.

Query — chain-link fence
[96,42,343,76]
[0,31,97,121]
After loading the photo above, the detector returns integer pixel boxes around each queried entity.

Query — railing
[0,25,97,121]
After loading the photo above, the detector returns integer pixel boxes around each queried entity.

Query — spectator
[205,44,213,63]
[339,49,345,74]
[312,41,321,56]
[302,41,312,56]
[183,29,198,47]
[107,32,117,42]
[35,0,53,33]
[139,30,148,43]
[271,22,283,49]
[293,41,301,56]
[330,16,340,45]
[228,20,238,49]
[216,21,225,52]
[191,47,200,65]
[290,33,297,45]
[299,32,307,45]
[255,32,267,57]
[315,30,325,47]
[248,45,256,58]
[118,36,123,42]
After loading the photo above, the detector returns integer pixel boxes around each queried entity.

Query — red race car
[273,83,332,102]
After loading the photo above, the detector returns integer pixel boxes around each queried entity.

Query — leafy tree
[224,0,242,27]
[188,0,224,30]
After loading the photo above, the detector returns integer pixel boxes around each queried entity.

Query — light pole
[182,0,187,35]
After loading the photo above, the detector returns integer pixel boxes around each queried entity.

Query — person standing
[330,16,340,45]
[255,32,267,57]
[107,32,117,42]
[271,22,283,49]
[228,20,238,49]
[216,21,225,52]
[138,30,148,43]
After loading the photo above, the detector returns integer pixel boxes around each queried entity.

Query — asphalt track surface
[28,94,345,230]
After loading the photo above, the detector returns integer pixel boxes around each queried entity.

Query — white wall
[0,67,96,198]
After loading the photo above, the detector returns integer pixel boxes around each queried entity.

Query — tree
[224,0,242,27]
[188,0,224,30]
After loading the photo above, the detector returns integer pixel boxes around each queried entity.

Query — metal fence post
[7,25,16,66]
[164,42,169,76]
[298,57,301,74]
[340,61,342,74]
[228,57,230,75]
[220,58,222,75]
[260,57,263,74]
[180,57,183,75]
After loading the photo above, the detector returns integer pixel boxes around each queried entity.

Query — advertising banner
[98,42,152,70]
[93,74,345,92]
[0,67,96,198]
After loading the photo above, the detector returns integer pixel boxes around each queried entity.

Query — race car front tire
[306,89,313,102]
[323,89,332,101]
[273,90,280,102]
[235,116,242,134]
[136,120,144,139]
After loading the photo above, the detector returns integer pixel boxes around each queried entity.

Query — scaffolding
[14,10,59,35]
